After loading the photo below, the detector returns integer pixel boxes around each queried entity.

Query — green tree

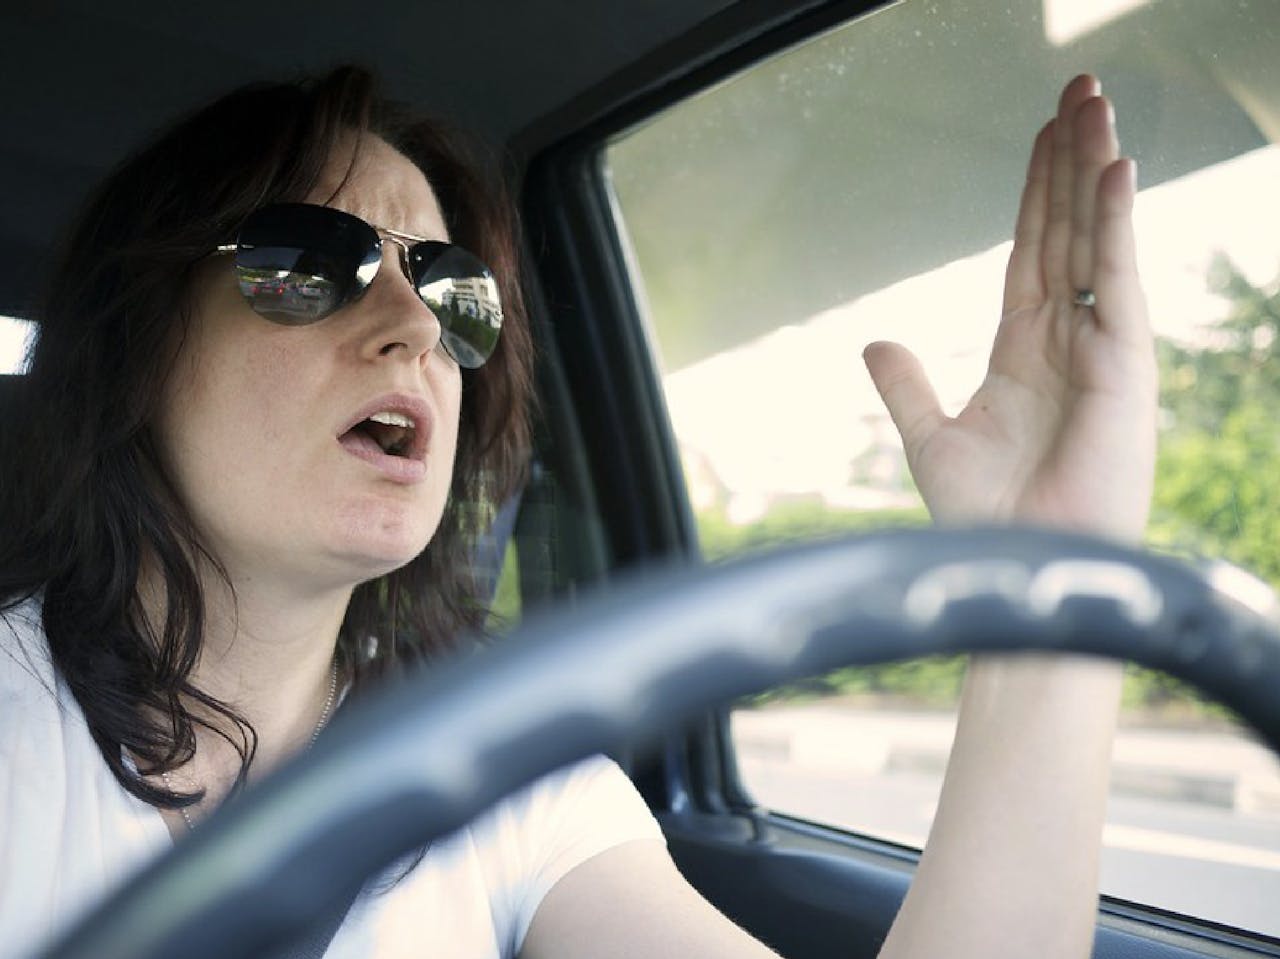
[1156,254,1280,437]
[1150,256,1280,584]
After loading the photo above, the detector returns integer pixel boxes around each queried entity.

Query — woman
[0,67,1155,959]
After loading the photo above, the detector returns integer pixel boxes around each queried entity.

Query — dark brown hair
[0,66,534,808]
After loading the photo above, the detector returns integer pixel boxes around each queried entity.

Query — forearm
[863,72,1149,959]
[877,653,1123,959]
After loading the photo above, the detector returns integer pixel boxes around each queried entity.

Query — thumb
[862,341,945,457]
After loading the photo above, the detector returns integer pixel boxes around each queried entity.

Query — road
[733,707,1280,937]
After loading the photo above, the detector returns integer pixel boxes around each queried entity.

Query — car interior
[2,1,1279,957]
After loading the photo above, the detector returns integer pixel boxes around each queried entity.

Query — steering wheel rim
[38,527,1280,959]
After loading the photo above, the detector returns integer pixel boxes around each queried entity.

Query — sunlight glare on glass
[1043,0,1153,46]
[663,145,1280,525]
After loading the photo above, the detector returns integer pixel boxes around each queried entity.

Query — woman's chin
[307,526,435,587]
[325,502,443,577]
[332,535,433,583]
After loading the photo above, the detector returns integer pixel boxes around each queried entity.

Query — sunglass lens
[235,205,380,325]
[411,243,504,369]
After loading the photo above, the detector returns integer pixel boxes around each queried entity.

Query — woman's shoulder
[471,755,663,891]
[0,595,170,959]
[474,754,660,843]
[0,593,90,792]
[454,755,663,956]
[0,594,57,701]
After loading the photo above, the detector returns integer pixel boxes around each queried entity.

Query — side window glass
[604,0,1280,936]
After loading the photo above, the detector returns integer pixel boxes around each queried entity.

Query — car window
[604,0,1280,937]
[0,316,33,374]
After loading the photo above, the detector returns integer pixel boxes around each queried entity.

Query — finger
[1003,121,1053,311]
[1068,96,1119,294]
[1042,75,1100,300]
[1092,158,1148,341]
[863,341,945,459]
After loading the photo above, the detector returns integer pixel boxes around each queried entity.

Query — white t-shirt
[0,599,663,959]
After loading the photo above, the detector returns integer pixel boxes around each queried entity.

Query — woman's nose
[362,242,444,361]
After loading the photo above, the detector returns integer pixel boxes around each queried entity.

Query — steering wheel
[39,528,1280,959]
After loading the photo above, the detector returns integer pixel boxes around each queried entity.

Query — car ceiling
[3,0,1277,343]
[0,0,749,317]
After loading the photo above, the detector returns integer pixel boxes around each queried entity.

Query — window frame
[513,0,1280,952]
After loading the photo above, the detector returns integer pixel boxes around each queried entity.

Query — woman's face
[157,136,463,592]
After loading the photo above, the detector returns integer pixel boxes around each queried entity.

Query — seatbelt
[512,460,557,607]
[473,481,525,603]
[473,457,558,608]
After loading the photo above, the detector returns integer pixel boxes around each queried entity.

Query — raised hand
[864,75,1157,541]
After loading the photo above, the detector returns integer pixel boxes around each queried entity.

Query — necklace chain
[162,661,340,832]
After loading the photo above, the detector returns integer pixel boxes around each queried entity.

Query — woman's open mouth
[338,404,430,482]
[349,411,417,457]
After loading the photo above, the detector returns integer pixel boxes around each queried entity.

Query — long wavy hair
[0,67,534,809]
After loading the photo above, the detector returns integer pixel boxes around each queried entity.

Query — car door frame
[508,2,1280,958]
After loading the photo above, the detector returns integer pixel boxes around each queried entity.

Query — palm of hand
[866,77,1157,541]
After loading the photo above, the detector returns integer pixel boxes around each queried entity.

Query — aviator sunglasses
[215,202,503,369]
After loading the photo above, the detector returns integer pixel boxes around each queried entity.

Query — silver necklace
[162,662,340,831]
